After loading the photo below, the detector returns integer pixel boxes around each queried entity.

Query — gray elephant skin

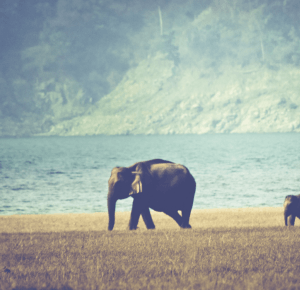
[284,194,300,226]
[107,159,196,231]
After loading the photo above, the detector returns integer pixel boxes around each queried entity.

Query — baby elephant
[283,194,300,226]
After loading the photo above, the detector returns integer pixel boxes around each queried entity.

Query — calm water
[0,134,299,215]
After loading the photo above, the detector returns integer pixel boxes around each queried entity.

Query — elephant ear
[129,173,143,195]
[129,163,148,196]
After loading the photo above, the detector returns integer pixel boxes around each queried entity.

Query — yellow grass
[0,207,287,233]
[1,208,300,290]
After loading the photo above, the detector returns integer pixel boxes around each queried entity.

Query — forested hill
[1,0,300,136]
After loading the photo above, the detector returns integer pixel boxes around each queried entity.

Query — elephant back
[150,163,190,179]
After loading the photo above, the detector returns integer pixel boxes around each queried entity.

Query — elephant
[107,159,196,231]
[283,194,300,226]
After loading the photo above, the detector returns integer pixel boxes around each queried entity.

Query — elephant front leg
[288,215,296,226]
[141,207,155,229]
[284,207,296,226]
[129,197,143,230]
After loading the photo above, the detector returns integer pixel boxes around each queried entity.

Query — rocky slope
[2,1,300,136]
[42,52,300,136]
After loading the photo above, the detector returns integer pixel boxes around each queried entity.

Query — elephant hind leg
[164,210,191,229]
[164,210,183,227]
[181,195,194,228]
[141,208,155,229]
[181,207,192,229]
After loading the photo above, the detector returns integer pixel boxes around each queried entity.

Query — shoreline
[0,207,290,233]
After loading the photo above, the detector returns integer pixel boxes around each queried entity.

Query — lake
[0,134,299,215]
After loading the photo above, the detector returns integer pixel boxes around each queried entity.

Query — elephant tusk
[129,181,143,195]
[132,171,142,174]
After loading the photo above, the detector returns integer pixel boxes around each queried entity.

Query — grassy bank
[1,208,300,290]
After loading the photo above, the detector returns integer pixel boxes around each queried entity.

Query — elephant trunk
[108,194,117,231]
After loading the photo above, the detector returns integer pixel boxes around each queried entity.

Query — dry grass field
[1,208,300,290]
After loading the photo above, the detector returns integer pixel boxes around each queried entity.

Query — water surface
[0,134,299,215]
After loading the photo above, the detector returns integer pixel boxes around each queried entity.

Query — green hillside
[1,0,300,136]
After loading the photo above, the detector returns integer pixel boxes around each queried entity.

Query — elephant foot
[129,225,139,230]
[181,224,192,229]
[146,225,156,230]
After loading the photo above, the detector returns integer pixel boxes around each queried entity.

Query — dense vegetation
[1,227,300,289]
[1,0,300,136]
